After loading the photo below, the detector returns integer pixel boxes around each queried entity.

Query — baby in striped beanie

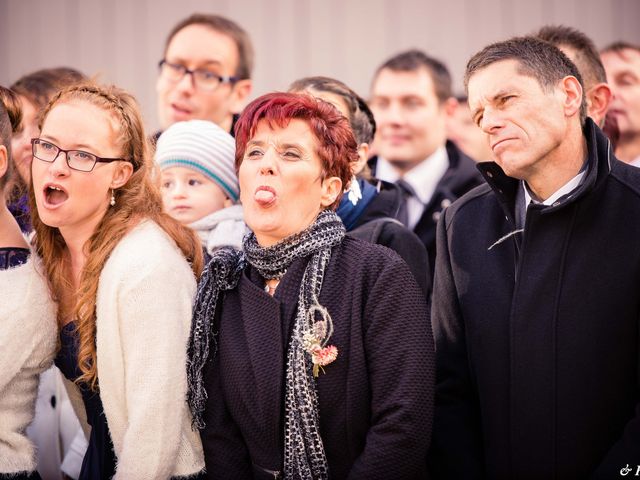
[155,120,247,256]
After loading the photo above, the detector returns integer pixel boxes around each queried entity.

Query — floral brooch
[302,311,338,377]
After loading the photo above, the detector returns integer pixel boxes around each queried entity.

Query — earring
[110,189,116,207]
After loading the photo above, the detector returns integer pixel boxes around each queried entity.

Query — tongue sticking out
[46,188,68,205]
[255,189,276,206]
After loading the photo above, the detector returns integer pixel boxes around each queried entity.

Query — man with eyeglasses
[155,13,253,141]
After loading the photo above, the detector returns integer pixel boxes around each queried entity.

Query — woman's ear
[320,176,343,208]
[110,161,134,189]
[0,145,8,179]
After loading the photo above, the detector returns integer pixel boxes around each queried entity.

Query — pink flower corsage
[302,330,338,377]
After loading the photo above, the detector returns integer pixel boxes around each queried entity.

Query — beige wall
[1,0,639,132]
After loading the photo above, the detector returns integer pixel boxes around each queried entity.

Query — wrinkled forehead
[467,59,541,107]
[249,118,319,149]
[467,61,516,102]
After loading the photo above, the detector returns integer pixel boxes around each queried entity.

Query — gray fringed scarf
[187,210,345,479]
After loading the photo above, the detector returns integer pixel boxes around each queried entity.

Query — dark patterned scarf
[187,211,344,480]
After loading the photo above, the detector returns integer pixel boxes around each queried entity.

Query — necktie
[396,178,416,228]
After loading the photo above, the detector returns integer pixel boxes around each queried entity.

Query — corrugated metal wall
[1,0,638,131]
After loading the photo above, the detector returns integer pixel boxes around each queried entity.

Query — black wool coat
[369,141,484,275]
[429,119,640,479]
[201,236,434,479]
[348,179,431,297]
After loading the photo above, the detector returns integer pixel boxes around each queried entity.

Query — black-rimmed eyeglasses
[31,138,128,173]
[158,59,238,91]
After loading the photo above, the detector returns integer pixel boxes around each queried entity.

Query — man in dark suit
[368,50,483,272]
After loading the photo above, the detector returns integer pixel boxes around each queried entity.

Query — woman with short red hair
[187,92,434,479]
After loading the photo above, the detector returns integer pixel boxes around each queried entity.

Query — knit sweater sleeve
[347,252,434,479]
[98,225,198,479]
[0,260,56,392]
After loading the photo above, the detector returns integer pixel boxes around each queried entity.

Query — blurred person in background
[446,95,493,163]
[0,85,57,480]
[536,25,612,127]
[368,50,483,273]
[601,42,640,166]
[290,76,430,296]
[154,13,253,142]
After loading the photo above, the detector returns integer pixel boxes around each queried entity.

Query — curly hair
[30,82,203,390]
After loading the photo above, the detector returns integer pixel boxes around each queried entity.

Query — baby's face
[160,166,229,224]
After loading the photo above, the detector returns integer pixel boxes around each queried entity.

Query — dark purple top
[55,322,116,479]
[0,247,29,270]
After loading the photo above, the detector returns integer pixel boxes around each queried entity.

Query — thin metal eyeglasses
[31,138,128,172]
[158,59,238,91]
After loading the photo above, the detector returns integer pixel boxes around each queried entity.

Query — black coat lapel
[239,257,309,429]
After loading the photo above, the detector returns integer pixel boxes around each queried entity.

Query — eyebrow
[246,140,304,150]
[168,58,224,68]
[615,69,639,80]
[471,89,512,123]
[39,134,98,152]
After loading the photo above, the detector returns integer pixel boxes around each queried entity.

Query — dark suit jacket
[369,141,484,274]
[201,237,434,479]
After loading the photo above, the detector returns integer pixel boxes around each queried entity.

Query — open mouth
[43,184,69,207]
[255,186,276,206]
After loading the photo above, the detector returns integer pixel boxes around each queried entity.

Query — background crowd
[1,3,640,480]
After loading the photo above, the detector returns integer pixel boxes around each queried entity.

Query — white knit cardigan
[0,257,57,474]
[65,220,204,479]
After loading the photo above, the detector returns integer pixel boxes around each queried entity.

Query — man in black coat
[368,50,483,273]
[429,36,640,479]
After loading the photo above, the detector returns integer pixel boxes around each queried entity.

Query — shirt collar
[376,146,449,204]
[523,168,587,207]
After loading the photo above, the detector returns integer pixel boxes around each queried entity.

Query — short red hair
[234,92,358,209]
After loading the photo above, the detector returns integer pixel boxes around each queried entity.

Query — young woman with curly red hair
[30,82,205,479]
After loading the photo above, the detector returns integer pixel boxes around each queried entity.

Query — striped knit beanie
[155,120,239,202]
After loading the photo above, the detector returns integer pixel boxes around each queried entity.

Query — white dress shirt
[523,169,587,207]
[377,146,449,229]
